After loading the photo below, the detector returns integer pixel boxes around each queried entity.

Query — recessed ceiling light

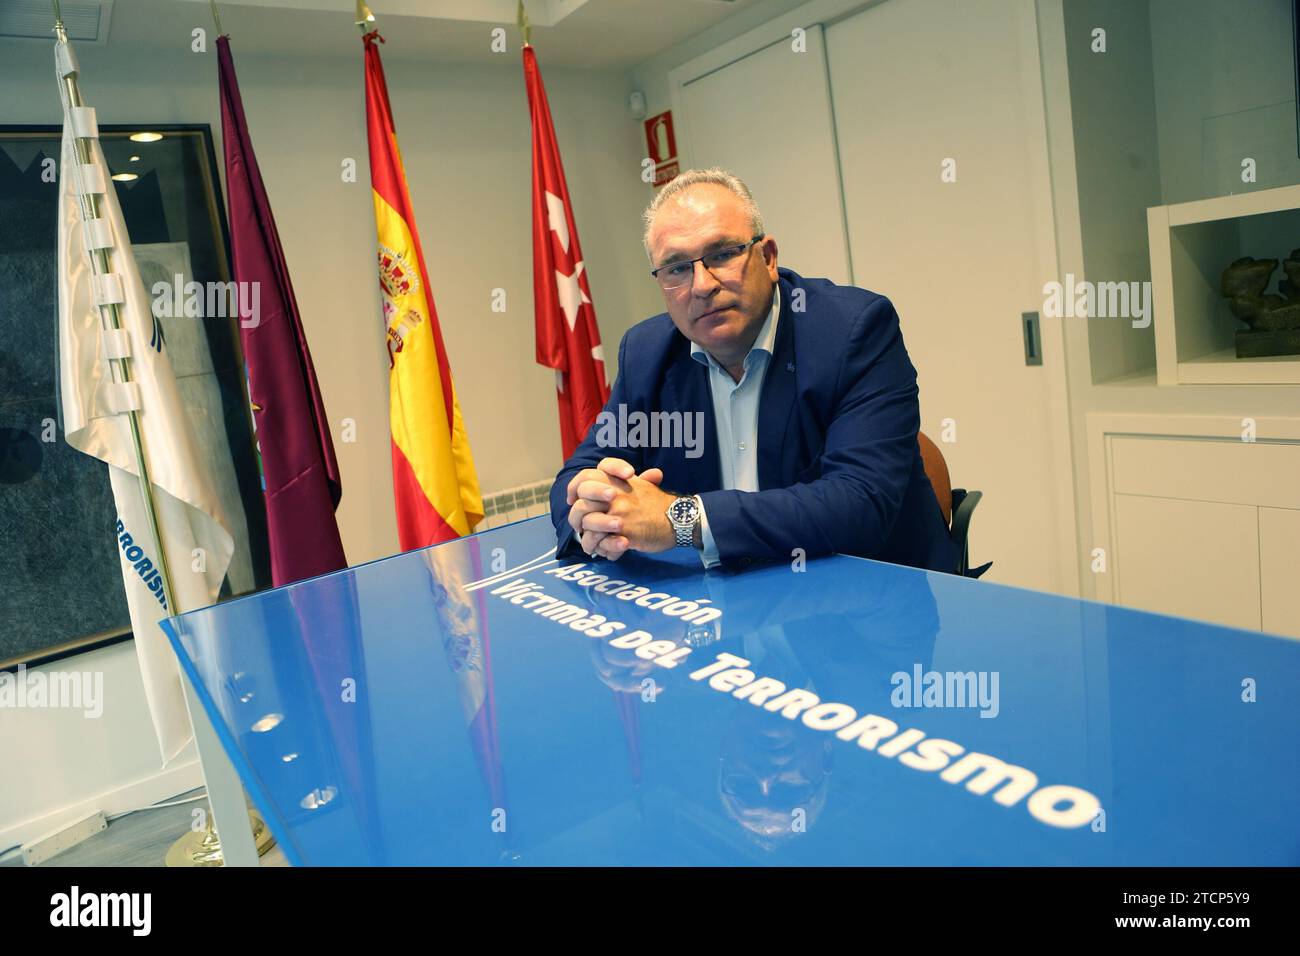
[129,155,140,162]
[111,172,137,182]
[251,713,284,732]
[300,786,337,810]
[129,132,162,143]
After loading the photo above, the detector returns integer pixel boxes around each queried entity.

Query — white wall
[629,0,815,119]
[0,643,202,850]
[1063,0,1163,385]
[1150,0,1300,203]
[1042,0,1300,599]
[0,33,661,847]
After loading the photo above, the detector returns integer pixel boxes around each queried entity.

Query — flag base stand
[165,812,275,867]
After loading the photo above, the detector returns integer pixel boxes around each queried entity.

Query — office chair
[918,432,990,578]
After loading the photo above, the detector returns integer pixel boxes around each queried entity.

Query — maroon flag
[218,36,346,586]
[523,43,610,460]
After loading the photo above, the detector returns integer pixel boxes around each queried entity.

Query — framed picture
[0,123,271,670]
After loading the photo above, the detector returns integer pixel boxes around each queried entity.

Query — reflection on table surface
[163,516,1300,866]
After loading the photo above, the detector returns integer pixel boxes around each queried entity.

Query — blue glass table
[162,516,1300,866]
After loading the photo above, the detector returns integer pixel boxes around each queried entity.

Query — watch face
[669,497,698,525]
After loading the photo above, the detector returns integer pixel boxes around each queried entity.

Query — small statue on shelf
[1221,251,1300,357]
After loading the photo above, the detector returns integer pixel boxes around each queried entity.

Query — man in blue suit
[549,168,956,574]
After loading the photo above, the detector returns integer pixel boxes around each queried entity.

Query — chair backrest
[918,431,952,527]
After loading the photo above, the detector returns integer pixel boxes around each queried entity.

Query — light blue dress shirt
[688,285,781,569]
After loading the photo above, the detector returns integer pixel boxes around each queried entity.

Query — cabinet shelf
[1148,183,1300,386]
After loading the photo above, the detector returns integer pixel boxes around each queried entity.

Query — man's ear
[761,236,779,279]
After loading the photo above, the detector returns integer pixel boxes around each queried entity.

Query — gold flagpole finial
[52,0,71,43]
[356,1,376,34]
[517,0,531,46]
[209,0,225,36]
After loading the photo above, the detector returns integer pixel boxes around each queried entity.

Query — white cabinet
[1113,495,1261,631]
[1260,507,1300,638]
[1089,416,1300,638]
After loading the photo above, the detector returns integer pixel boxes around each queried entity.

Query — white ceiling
[88,0,765,68]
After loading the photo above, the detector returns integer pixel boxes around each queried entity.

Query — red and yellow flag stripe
[364,32,482,549]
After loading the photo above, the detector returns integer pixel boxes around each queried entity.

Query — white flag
[55,35,234,765]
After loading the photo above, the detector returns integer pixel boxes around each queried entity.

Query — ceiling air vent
[0,0,112,43]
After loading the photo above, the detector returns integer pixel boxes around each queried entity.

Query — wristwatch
[665,495,701,548]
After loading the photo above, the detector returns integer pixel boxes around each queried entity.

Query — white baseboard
[0,759,205,852]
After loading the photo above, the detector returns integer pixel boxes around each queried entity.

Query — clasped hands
[565,457,679,560]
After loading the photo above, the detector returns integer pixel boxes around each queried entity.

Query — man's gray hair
[641,167,765,261]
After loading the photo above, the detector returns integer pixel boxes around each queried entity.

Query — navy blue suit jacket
[549,267,958,574]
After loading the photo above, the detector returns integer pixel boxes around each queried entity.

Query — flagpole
[54,3,273,867]
[355,1,376,33]
[52,11,178,618]
[208,0,225,37]
[517,0,531,46]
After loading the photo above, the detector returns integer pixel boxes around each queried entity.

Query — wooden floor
[0,789,289,867]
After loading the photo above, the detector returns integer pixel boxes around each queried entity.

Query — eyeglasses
[650,236,764,290]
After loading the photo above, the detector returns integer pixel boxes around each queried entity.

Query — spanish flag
[363,32,483,549]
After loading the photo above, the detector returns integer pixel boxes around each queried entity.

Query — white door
[826,0,1070,592]
[676,24,853,285]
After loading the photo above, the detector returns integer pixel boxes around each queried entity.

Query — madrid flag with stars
[523,44,609,459]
